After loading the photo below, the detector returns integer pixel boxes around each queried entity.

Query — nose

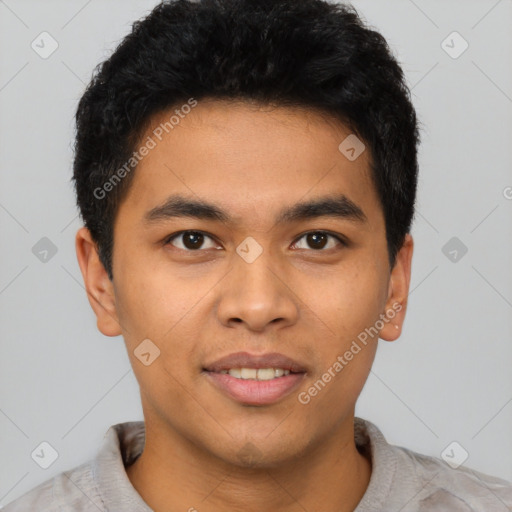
[215,248,299,332]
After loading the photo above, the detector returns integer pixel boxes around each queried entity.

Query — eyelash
[163,230,348,252]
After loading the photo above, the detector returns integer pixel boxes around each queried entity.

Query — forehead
[117,99,382,229]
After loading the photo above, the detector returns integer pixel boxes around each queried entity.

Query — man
[5,0,512,510]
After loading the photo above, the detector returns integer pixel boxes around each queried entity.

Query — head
[75,0,418,467]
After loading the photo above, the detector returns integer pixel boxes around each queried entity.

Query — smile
[219,368,291,380]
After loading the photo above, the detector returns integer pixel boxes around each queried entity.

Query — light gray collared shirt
[4,417,512,511]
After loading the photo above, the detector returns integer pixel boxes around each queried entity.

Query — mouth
[203,352,307,406]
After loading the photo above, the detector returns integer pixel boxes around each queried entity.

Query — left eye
[292,231,345,251]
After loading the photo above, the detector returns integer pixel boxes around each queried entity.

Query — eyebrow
[144,193,367,226]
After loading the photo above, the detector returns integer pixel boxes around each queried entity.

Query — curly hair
[73,0,420,279]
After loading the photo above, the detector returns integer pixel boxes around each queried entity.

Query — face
[76,100,412,468]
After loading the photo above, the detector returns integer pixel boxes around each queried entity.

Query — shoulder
[2,421,146,512]
[355,418,512,511]
[2,460,105,512]
[392,442,512,510]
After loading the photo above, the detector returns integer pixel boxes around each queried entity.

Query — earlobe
[75,227,122,337]
[379,233,414,342]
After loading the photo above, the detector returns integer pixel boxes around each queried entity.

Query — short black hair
[73,0,420,280]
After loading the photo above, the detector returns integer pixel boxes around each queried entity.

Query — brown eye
[165,231,219,251]
[306,232,328,249]
[293,231,346,251]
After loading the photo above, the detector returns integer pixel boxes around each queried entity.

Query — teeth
[256,368,275,380]
[224,368,291,380]
[241,368,257,379]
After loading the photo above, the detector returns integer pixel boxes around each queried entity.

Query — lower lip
[204,371,305,405]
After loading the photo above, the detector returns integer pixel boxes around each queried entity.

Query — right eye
[163,230,221,251]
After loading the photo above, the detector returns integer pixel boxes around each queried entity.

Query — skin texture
[76,100,413,512]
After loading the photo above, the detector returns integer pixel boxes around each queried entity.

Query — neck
[126,414,372,512]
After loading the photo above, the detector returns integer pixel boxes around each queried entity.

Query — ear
[75,226,122,337]
[379,233,414,342]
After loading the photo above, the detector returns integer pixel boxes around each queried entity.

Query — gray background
[1,0,511,506]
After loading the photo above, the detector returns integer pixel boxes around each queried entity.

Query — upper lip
[203,351,307,373]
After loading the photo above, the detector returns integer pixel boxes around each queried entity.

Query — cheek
[113,264,204,406]
[297,267,384,419]
[113,270,172,340]
[113,256,212,375]
[113,245,195,336]
[313,261,387,343]
[298,261,385,397]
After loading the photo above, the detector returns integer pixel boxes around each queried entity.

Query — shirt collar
[93,420,151,511]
